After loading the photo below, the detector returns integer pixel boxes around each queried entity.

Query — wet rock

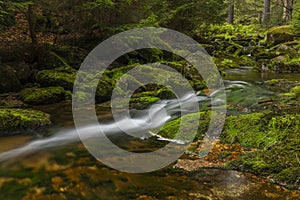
[20,87,66,105]
[0,108,51,134]
[266,25,294,45]
[35,66,76,90]
[157,111,211,142]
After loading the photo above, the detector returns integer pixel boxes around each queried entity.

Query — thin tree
[263,0,271,25]
[27,3,37,45]
[282,0,295,21]
[227,1,234,24]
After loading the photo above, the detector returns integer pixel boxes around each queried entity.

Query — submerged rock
[0,108,51,134]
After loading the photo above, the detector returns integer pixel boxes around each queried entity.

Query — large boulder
[267,25,294,45]
[0,65,22,93]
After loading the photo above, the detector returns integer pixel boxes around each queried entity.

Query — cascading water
[0,80,267,162]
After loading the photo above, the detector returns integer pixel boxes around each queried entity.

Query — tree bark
[283,0,294,21]
[27,4,38,45]
[263,0,271,25]
[227,3,234,24]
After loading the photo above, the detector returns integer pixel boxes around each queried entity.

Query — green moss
[20,87,66,105]
[0,108,51,134]
[225,112,300,189]
[280,84,300,102]
[272,167,300,188]
[95,79,114,102]
[129,96,160,110]
[158,111,211,141]
[65,90,73,100]
[290,85,300,96]
[35,66,77,90]
[267,25,294,45]
[222,113,265,148]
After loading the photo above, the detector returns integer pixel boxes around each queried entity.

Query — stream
[0,68,299,199]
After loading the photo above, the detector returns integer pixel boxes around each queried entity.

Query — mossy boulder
[35,66,76,90]
[128,88,175,109]
[0,108,51,134]
[73,72,115,103]
[95,79,114,102]
[157,111,211,142]
[0,65,22,93]
[267,25,294,45]
[20,87,66,105]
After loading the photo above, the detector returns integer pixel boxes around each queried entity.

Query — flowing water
[0,68,299,199]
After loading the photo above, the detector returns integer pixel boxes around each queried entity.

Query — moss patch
[224,111,300,189]
[158,111,211,142]
[35,66,77,90]
[0,109,51,134]
[221,113,265,148]
[20,87,66,105]
[267,25,294,45]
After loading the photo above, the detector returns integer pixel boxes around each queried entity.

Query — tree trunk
[283,0,294,21]
[27,4,38,45]
[263,0,271,25]
[227,3,234,24]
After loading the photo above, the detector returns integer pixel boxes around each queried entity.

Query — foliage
[204,23,258,37]
[292,0,300,34]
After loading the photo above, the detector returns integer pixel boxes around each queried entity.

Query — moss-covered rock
[0,108,51,134]
[223,111,300,189]
[20,87,66,105]
[35,66,76,90]
[221,113,266,148]
[157,111,211,142]
[129,96,161,110]
[267,25,294,45]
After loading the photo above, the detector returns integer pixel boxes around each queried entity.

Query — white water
[0,81,249,162]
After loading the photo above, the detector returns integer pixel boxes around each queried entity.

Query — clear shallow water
[225,67,300,82]
[0,69,299,199]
